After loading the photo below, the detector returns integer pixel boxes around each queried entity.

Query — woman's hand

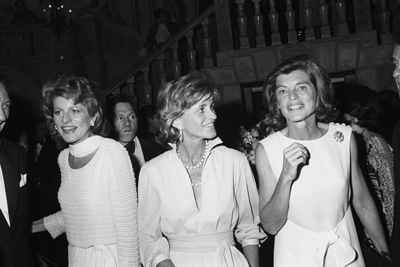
[32,218,46,233]
[257,142,309,234]
[156,259,175,267]
[280,142,309,183]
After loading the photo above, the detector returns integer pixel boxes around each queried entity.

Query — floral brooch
[333,131,344,143]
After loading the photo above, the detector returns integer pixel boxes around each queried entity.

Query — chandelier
[42,0,73,40]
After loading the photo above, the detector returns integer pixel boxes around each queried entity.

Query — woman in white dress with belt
[256,54,390,267]
[138,72,266,267]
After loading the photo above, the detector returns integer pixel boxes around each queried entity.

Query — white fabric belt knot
[312,214,357,267]
[93,245,117,267]
[320,231,339,245]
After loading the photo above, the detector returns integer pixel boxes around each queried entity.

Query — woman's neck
[285,121,325,140]
[178,139,207,163]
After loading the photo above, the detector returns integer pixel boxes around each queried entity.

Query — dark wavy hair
[42,75,107,142]
[335,84,383,130]
[153,8,168,20]
[262,54,337,131]
[0,75,6,85]
[157,72,220,144]
[173,1,187,18]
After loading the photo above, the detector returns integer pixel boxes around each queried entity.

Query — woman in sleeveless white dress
[256,55,390,267]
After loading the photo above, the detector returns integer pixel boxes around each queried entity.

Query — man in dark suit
[107,94,169,184]
[0,77,33,266]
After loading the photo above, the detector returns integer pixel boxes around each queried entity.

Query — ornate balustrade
[0,1,397,113]
[102,5,216,107]
[103,0,398,111]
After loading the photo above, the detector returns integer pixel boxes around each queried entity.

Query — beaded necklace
[176,140,209,171]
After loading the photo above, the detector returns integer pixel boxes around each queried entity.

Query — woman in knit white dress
[256,55,390,266]
[32,75,140,267]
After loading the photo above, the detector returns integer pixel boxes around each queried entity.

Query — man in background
[107,94,169,185]
[138,104,161,142]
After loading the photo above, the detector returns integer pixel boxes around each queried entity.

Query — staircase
[103,0,398,147]
[0,0,397,147]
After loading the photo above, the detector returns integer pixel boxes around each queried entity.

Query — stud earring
[90,120,95,127]
[353,119,358,125]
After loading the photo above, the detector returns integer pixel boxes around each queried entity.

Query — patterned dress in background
[360,132,395,237]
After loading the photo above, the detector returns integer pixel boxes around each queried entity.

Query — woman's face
[275,70,317,124]
[53,96,95,145]
[176,96,217,143]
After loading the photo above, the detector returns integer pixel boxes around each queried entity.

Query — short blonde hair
[157,72,220,143]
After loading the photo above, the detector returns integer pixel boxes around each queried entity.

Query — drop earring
[179,128,183,143]
[54,125,58,130]
[90,120,95,127]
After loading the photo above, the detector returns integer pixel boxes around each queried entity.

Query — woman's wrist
[380,251,392,264]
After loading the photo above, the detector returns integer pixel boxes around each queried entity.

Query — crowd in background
[0,54,398,267]
[1,1,400,267]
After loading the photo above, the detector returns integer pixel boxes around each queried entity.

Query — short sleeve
[44,211,65,238]
[234,154,267,247]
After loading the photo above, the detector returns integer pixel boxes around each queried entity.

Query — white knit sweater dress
[44,136,140,267]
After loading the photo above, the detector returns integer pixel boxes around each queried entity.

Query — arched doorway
[0,66,43,144]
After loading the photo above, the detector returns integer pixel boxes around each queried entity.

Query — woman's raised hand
[280,142,309,182]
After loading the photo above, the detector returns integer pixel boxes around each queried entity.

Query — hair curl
[262,54,337,131]
[0,75,7,86]
[42,75,107,142]
[157,72,220,144]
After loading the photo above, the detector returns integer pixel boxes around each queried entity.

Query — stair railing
[103,5,216,106]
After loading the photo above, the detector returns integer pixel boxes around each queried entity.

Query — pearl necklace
[176,140,209,170]
[191,182,202,187]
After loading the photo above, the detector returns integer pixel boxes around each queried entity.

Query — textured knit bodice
[44,136,140,267]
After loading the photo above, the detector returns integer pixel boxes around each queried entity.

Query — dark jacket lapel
[0,140,19,226]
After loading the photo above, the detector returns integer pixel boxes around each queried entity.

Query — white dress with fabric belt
[259,123,365,267]
[138,137,267,267]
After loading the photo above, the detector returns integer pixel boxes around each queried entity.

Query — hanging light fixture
[42,0,73,40]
